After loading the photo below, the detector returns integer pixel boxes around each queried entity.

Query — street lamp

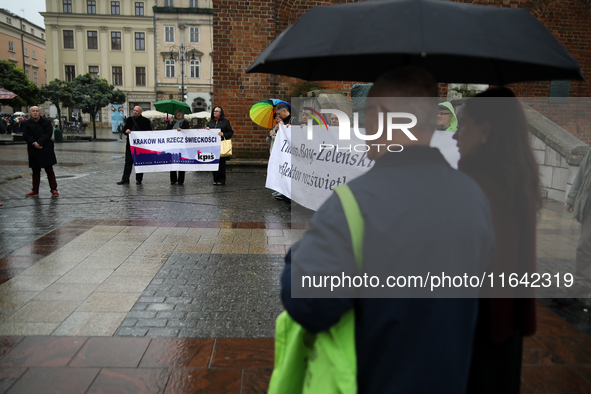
[168,43,196,103]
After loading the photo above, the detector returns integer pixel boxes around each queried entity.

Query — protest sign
[266,124,374,211]
[130,129,221,172]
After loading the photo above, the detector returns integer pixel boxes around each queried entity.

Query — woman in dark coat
[453,88,541,394]
[167,110,190,185]
[206,106,233,185]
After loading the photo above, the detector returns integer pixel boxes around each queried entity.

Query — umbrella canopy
[0,88,17,100]
[247,0,584,85]
[153,99,192,115]
[249,99,290,129]
[142,110,167,119]
[13,111,26,116]
[185,111,211,120]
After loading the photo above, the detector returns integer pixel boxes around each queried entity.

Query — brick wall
[214,0,591,156]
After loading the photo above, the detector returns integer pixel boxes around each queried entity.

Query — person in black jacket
[22,106,59,197]
[117,106,152,185]
[167,110,190,185]
[206,106,233,185]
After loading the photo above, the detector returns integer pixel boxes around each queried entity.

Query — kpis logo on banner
[196,150,216,162]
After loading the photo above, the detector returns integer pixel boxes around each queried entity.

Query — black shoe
[136,180,142,185]
[117,180,129,185]
[178,183,184,186]
[171,181,177,185]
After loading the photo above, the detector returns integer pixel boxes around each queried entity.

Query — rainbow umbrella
[249,99,290,129]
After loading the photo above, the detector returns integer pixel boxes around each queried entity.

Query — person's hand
[269,130,274,137]
[125,129,131,134]
[566,203,574,213]
[206,127,210,130]
[218,131,223,137]
[32,142,40,149]
[177,128,182,131]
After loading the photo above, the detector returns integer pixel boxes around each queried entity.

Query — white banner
[130,129,221,172]
[266,125,374,211]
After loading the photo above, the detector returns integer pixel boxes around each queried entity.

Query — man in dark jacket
[22,106,59,197]
[117,106,152,185]
[281,67,494,393]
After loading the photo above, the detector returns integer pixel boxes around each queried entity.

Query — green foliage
[40,79,74,129]
[450,84,478,98]
[0,60,40,108]
[70,73,126,139]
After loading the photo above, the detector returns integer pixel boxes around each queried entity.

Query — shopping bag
[220,137,232,157]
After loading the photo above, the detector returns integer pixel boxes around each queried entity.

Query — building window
[24,47,28,57]
[111,32,121,50]
[190,59,200,78]
[63,0,72,13]
[135,32,145,50]
[25,67,30,79]
[136,67,146,86]
[65,65,76,82]
[111,1,120,14]
[87,31,98,49]
[135,2,144,15]
[89,66,99,78]
[63,30,74,48]
[8,41,14,52]
[165,59,175,78]
[164,26,174,43]
[6,17,11,24]
[164,0,173,6]
[41,33,44,39]
[189,27,199,43]
[190,0,197,7]
[87,1,96,14]
[22,24,26,31]
[31,28,34,34]
[112,66,122,86]
[33,70,38,85]
[32,49,37,59]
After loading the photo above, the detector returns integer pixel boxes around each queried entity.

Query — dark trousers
[170,171,185,184]
[32,166,58,193]
[122,140,143,183]
[466,327,523,394]
[212,157,228,184]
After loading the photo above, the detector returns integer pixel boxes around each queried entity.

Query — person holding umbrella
[207,106,233,185]
[453,88,541,394]
[167,109,190,185]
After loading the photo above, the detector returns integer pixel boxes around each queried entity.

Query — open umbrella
[13,111,26,116]
[249,99,290,129]
[153,99,192,115]
[247,0,584,85]
[185,111,211,120]
[142,110,167,119]
[0,88,17,100]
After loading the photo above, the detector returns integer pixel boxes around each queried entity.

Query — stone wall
[524,104,589,202]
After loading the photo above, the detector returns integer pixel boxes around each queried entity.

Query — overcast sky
[3,0,47,29]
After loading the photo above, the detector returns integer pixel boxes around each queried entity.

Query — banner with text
[266,125,374,211]
[130,129,221,172]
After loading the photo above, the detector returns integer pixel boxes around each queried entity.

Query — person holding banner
[167,110,191,185]
[117,106,152,185]
[207,106,233,185]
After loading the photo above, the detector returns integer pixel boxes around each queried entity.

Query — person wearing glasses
[431,101,460,168]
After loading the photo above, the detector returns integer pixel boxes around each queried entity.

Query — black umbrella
[246,0,584,85]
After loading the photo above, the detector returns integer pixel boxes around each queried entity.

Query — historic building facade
[0,8,47,113]
[42,0,155,119]
[154,0,214,114]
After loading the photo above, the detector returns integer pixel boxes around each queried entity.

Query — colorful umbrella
[153,99,192,115]
[249,99,290,129]
[0,88,17,100]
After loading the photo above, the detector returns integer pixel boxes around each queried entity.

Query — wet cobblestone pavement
[2,138,591,392]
